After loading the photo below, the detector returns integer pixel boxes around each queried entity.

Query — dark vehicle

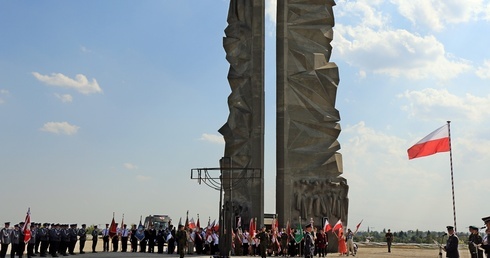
[144,215,172,230]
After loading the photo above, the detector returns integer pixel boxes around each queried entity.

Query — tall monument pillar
[219,0,265,232]
[276,0,349,236]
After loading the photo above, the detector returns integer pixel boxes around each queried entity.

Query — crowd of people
[2,215,490,258]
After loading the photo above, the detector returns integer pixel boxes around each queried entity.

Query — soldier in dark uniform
[0,222,11,258]
[148,225,156,253]
[68,224,78,255]
[257,226,269,258]
[49,224,61,257]
[61,224,70,256]
[111,234,119,252]
[10,224,20,258]
[156,226,165,254]
[38,223,49,257]
[91,225,99,253]
[34,223,41,255]
[27,223,37,258]
[176,225,187,258]
[77,224,87,254]
[139,227,148,253]
[130,225,137,253]
[480,216,490,257]
[443,226,459,258]
[18,222,26,258]
[468,226,483,258]
[193,227,204,255]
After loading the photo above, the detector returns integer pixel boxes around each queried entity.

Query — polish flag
[188,218,196,229]
[323,218,332,232]
[23,208,31,243]
[408,124,450,160]
[333,219,342,232]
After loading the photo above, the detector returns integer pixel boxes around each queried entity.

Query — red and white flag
[23,208,31,243]
[354,219,363,233]
[333,219,343,232]
[408,124,450,159]
[188,218,196,229]
[249,218,256,238]
[323,218,332,232]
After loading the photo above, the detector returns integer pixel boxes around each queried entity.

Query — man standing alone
[385,229,393,253]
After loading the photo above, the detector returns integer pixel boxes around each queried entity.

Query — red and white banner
[408,124,450,159]
[23,208,31,243]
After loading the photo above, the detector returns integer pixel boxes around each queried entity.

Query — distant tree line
[355,229,473,244]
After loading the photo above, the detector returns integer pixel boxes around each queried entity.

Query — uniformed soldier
[256,226,269,258]
[443,226,459,258]
[176,225,187,258]
[101,224,109,252]
[77,224,87,254]
[34,223,41,255]
[18,222,26,258]
[49,224,61,257]
[120,224,129,252]
[0,222,11,258]
[68,224,77,255]
[468,226,483,258]
[91,225,99,253]
[10,224,20,258]
[38,223,49,257]
[480,216,490,257]
[27,223,37,258]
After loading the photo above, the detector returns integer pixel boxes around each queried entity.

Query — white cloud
[80,45,92,53]
[32,72,102,95]
[399,88,490,121]
[476,59,490,79]
[333,25,471,80]
[123,163,138,170]
[54,93,73,103]
[136,175,150,181]
[200,133,224,144]
[40,122,80,135]
[265,0,277,24]
[391,0,486,31]
[0,89,8,104]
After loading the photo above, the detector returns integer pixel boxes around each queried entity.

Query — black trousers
[92,239,97,252]
[102,236,109,251]
[40,240,49,256]
[121,237,128,252]
[0,244,9,258]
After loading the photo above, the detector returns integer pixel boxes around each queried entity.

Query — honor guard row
[0,222,88,258]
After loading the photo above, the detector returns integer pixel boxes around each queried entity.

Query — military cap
[93,225,98,228]
[81,224,86,227]
[70,224,76,227]
[105,224,109,226]
[4,222,10,225]
[446,226,454,230]
[43,223,49,226]
[14,224,19,227]
[305,224,312,229]
[482,216,490,224]
[19,221,25,225]
[469,226,479,230]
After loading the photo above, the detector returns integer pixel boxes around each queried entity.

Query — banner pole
[447,121,457,232]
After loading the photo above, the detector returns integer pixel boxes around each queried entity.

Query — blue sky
[1,0,489,232]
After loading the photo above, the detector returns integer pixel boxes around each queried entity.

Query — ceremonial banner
[408,124,450,159]
[23,208,31,243]
[135,218,145,241]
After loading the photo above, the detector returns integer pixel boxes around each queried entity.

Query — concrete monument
[276,0,348,232]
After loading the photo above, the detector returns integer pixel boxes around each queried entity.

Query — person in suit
[443,226,459,258]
